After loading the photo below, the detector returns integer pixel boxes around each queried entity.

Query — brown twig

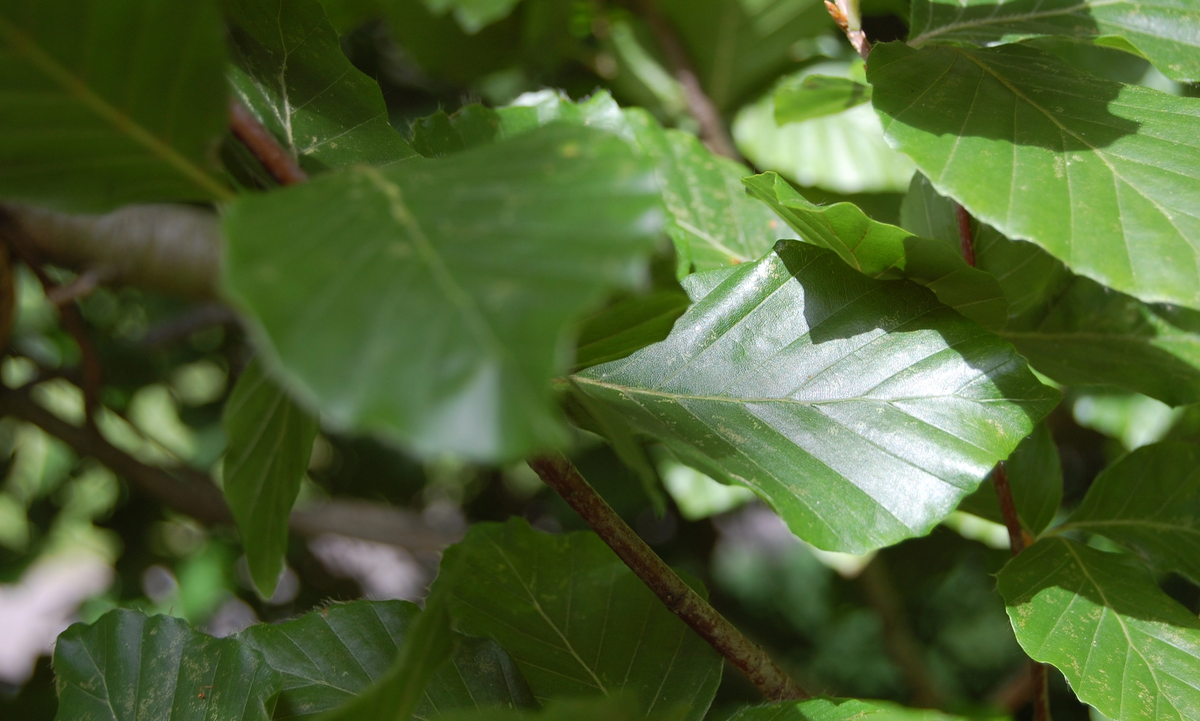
[824,0,871,60]
[858,559,943,707]
[954,202,976,267]
[229,99,308,186]
[528,452,808,702]
[629,0,742,161]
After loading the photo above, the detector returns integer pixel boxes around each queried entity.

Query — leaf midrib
[0,14,232,201]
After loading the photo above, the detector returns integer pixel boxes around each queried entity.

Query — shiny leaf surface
[431,518,723,721]
[869,42,1200,310]
[999,537,1200,719]
[54,610,280,721]
[573,241,1060,553]
[0,0,230,211]
[223,124,661,461]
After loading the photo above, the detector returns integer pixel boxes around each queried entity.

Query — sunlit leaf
[908,0,1200,82]
[1058,441,1200,583]
[0,0,231,211]
[223,358,319,598]
[223,124,661,461]
[573,241,1059,554]
[54,610,280,721]
[998,537,1200,719]
[728,697,979,720]
[431,518,723,721]
[223,0,418,173]
[869,42,1200,310]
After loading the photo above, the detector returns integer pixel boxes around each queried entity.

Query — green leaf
[410,91,792,276]
[955,421,1062,535]
[903,173,1200,406]
[728,697,980,720]
[0,0,231,211]
[53,609,281,721]
[421,0,520,34]
[868,42,1200,311]
[1057,441,1200,584]
[431,518,723,721]
[238,600,534,720]
[573,241,1060,554]
[907,0,1200,83]
[223,124,661,462]
[998,537,1200,720]
[744,171,1008,331]
[575,291,691,369]
[223,0,418,173]
[774,76,873,125]
[317,601,455,721]
[734,61,917,194]
[223,359,319,599]
[437,696,686,721]
[653,0,834,110]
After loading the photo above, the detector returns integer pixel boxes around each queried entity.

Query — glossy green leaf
[410,91,792,275]
[421,0,520,34]
[904,173,1200,406]
[223,124,661,462]
[575,291,691,369]
[317,602,454,721]
[573,241,1060,554]
[734,62,917,194]
[744,171,1008,331]
[774,76,873,125]
[431,518,723,721]
[223,358,319,598]
[224,0,418,173]
[0,0,231,211]
[955,421,1062,535]
[1057,441,1200,583]
[238,600,533,720]
[869,42,1200,311]
[53,609,281,721]
[908,0,1200,83]
[728,697,979,720]
[998,537,1200,720]
[654,0,833,110]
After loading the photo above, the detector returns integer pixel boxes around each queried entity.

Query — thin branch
[230,99,308,186]
[954,202,976,267]
[824,0,870,60]
[527,452,808,702]
[628,0,742,161]
[858,558,943,707]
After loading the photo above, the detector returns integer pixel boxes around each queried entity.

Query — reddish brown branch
[528,452,808,702]
[824,1,871,60]
[954,202,976,267]
[630,0,742,162]
[229,99,308,186]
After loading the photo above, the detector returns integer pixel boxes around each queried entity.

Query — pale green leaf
[317,601,454,721]
[409,90,793,276]
[53,610,281,721]
[223,358,319,598]
[223,124,661,462]
[1057,441,1200,583]
[774,76,873,125]
[955,421,1062,534]
[573,241,1060,554]
[0,0,231,211]
[431,518,723,721]
[237,600,534,720]
[421,0,520,34]
[734,61,917,194]
[728,697,982,720]
[869,42,1200,310]
[903,173,1200,406]
[224,0,418,173]
[744,171,1008,331]
[998,537,1200,720]
[908,0,1200,83]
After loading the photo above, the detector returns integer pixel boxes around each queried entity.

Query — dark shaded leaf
[955,421,1062,535]
[774,76,873,125]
